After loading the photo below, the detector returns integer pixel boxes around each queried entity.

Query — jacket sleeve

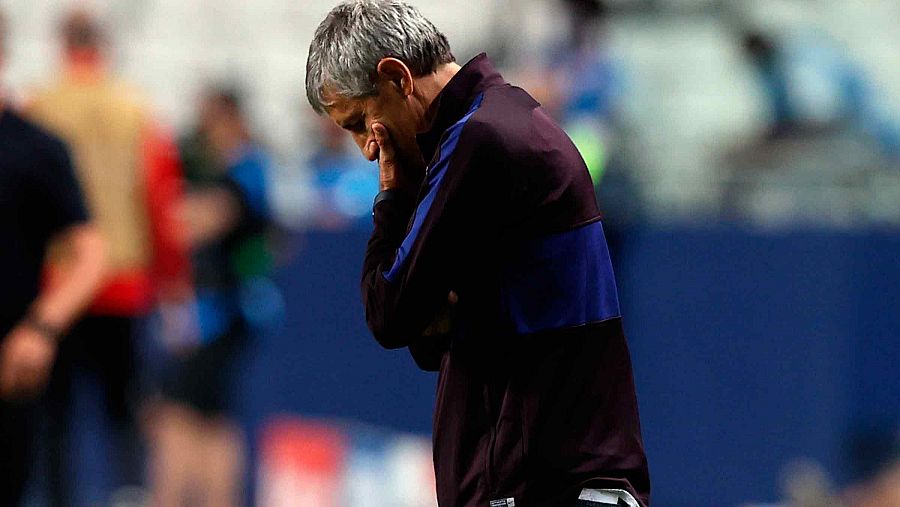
[361,119,489,352]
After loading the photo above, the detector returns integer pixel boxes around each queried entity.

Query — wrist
[23,312,63,344]
[373,188,415,214]
[379,164,423,194]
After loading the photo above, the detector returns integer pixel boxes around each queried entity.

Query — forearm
[362,122,468,350]
[31,225,106,334]
[182,188,242,248]
[362,192,418,347]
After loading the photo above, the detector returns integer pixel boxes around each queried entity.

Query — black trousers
[43,314,142,507]
[0,398,34,506]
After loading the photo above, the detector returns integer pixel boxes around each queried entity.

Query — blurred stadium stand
[4,0,898,223]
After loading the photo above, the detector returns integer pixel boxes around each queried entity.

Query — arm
[361,119,486,351]
[1,137,106,399]
[30,225,106,332]
[180,187,243,247]
[0,224,106,399]
[181,150,270,248]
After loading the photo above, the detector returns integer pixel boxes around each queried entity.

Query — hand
[0,325,58,400]
[424,291,458,337]
[368,122,424,193]
[178,188,242,247]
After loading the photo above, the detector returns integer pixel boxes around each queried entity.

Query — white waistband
[579,488,640,507]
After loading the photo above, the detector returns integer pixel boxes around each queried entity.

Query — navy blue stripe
[383,93,485,283]
[501,220,620,335]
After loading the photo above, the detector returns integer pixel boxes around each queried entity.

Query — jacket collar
[416,53,505,156]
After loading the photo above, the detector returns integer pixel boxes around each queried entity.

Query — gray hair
[306,0,455,114]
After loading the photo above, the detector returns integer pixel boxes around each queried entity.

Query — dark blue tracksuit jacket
[362,54,650,507]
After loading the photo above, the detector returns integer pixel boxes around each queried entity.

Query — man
[306,2,650,506]
[24,9,190,505]
[0,11,106,505]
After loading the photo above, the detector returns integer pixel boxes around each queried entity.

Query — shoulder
[32,77,150,119]
[4,109,69,157]
[458,85,544,155]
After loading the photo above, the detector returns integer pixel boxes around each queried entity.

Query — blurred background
[1,0,898,505]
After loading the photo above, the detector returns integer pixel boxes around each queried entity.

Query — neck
[64,48,105,81]
[413,62,461,131]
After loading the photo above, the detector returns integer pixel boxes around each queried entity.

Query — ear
[376,57,414,97]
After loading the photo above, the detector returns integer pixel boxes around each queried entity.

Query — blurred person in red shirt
[0,10,107,505]
[23,8,190,506]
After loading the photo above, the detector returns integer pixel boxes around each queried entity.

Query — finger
[372,122,386,144]
[372,123,394,161]
[364,139,379,162]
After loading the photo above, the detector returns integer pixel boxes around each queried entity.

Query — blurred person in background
[147,87,278,507]
[760,448,900,507]
[0,10,106,505]
[520,0,640,272]
[741,28,900,157]
[523,0,624,186]
[841,427,900,507]
[308,114,380,230]
[844,460,900,507]
[23,8,191,506]
[553,0,641,272]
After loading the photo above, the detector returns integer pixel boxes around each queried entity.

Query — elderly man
[306,2,650,506]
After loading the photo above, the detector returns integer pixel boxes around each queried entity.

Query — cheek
[352,133,369,151]
[353,133,378,160]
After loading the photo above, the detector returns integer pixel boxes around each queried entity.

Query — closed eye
[341,118,366,134]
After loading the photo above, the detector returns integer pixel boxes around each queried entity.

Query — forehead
[322,89,368,121]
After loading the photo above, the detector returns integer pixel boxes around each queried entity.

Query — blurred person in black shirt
[0,11,106,505]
